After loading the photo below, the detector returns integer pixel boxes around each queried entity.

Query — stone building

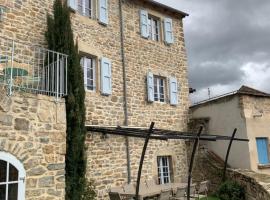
[190,86,270,174]
[0,0,190,199]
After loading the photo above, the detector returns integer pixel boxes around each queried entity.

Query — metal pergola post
[222,128,237,182]
[187,126,203,200]
[135,122,155,200]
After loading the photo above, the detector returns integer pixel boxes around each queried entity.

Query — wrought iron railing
[0,37,68,100]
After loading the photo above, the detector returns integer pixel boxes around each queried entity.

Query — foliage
[82,180,97,200]
[217,181,245,200]
[45,1,95,199]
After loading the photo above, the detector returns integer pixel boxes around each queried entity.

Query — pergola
[87,122,249,200]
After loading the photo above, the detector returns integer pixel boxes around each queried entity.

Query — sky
[156,0,270,103]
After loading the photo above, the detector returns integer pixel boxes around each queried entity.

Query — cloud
[155,0,270,102]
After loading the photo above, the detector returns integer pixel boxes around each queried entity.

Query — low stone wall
[0,89,66,199]
[228,169,270,200]
[187,144,270,200]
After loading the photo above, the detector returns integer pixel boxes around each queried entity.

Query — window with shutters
[77,0,93,17]
[80,56,96,91]
[148,15,161,41]
[157,156,173,184]
[154,76,165,102]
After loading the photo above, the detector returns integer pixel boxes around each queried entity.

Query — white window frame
[157,156,171,184]
[148,16,161,41]
[81,56,96,91]
[77,0,93,18]
[154,76,165,102]
[0,152,26,200]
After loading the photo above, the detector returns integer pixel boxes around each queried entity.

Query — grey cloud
[156,0,270,98]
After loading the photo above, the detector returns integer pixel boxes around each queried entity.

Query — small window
[256,138,269,165]
[157,156,172,184]
[148,16,160,41]
[78,0,92,17]
[80,56,96,91]
[154,76,165,102]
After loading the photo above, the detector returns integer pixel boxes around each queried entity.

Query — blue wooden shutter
[256,138,269,164]
[164,18,174,44]
[140,10,149,38]
[100,57,112,95]
[99,0,108,25]
[68,0,77,11]
[169,77,178,105]
[147,72,154,102]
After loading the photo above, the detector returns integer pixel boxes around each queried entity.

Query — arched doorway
[0,152,25,200]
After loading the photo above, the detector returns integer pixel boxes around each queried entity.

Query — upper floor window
[0,152,25,200]
[80,56,96,91]
[154,76,165,102]
[68,0,108,25]
[140,10,174,44]
[148,16,160,41]
[157,156,172,184]
[78,0,92,17]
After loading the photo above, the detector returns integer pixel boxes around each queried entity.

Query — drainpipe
[119,0,131,183]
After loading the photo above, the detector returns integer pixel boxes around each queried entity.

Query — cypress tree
[45,1,87,199]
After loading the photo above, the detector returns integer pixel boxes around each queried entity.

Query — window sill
[258,163,270,169]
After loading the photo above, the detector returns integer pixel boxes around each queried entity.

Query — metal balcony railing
[0,37,68,100]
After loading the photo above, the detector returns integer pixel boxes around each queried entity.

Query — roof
[237,85,270,97]
[191,85,270,107]
[143,0,189,17]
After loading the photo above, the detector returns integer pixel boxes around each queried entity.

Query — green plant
[45,0,89,199]
[217,181,245,200]
[82,180,97,200]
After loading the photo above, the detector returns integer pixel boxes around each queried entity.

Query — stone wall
[0,1,190,199]
[0,89,66,199]
[86,133,188,199]
[241,95,270,173]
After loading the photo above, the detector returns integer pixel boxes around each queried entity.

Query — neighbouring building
[190,85,270,174]
[0,0,190,199]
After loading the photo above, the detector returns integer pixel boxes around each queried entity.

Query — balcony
[0,37,68,100]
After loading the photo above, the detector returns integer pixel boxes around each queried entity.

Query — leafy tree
[45,1,95,199]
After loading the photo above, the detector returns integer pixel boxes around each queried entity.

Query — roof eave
[144,0,189,18]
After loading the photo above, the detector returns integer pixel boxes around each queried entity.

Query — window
[77,0,92,17]
[154,76,165,102]
[80,56,96,91]
[256,138,269,165]
[157,156,172,184]
[0,152,25,200]
[148,16,160,41]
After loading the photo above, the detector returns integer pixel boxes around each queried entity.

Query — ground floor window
[157,156,172,184]
[256,137,269,164]
[0,152,25,200]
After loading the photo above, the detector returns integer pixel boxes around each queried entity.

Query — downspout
[119,0,131,183]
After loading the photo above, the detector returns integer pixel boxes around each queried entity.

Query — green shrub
[82,180,97,200]
[217,181,245,200]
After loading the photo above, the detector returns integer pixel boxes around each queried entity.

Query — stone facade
[0,88,66,199]
[0,0,190,199]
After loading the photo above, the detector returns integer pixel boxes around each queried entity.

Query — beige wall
[242,95,270,173]
[190,95,251,169]
[0,89,66,199]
